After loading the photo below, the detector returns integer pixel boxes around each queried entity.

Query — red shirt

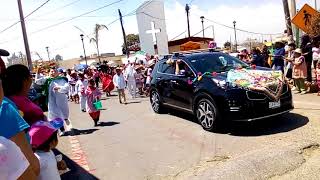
[9,95,46,125]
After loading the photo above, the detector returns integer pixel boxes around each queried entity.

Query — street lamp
[185,4,191,38]
[46,46,50,61]
[80,34,87,66]
[233,21,238,52]
[200,16,205,39]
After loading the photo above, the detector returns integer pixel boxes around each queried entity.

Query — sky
[0,0,318,61]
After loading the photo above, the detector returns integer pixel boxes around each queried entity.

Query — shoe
[294,91,301,94]
[300,91,307,95]
[59,131,65,136]
[291,87,297,91]
[94,120,98,127]
[65,119,70,126]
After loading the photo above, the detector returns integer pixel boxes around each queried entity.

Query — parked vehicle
[149,51,294,131]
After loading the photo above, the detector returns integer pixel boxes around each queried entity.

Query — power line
[29,0,124,35]
[170,30,187,41]
[33,0,82,18]
[0,0,51,34]
[24,0,51,19]
[191,25,213,37]
[202,17,281,36]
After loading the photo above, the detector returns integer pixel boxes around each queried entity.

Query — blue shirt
[0,97,30,139]
[273,48,285,67]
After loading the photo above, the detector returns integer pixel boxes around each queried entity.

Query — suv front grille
[246,91,266,100]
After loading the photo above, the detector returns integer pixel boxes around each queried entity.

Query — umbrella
[75,64,88,71]
[135,50,146,55]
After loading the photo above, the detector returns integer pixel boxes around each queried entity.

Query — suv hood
[211,68,285,101]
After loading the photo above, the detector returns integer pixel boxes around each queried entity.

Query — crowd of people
[0,32,319,179]
[0,49,69,179]
[235,34,320,95]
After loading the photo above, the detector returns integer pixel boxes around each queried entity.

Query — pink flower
[197,72,202,76]
[187,79,193,85]
[251,64,256,69]
[212,72,217,77]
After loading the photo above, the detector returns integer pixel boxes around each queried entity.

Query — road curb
[178,142,319,180]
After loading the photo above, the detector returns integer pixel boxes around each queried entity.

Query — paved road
[57,92,320,180]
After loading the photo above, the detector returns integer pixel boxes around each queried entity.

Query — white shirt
[35,150,61,180]
[312,47,320,61]
[0,136,29,180]
[113,74,126,89]
[75,79,88,95]
[124,64,136,79]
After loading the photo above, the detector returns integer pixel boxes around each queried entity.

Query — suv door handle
[156,77,161,80]
[170,80,177,83]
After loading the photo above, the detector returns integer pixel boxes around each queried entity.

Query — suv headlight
[212,78,227,89]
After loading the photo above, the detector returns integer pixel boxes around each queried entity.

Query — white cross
[146,21,161,45]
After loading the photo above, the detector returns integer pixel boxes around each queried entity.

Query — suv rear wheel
[150,90,164,113]
[196,97,220,131]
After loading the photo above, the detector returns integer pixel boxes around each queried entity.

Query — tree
[224,41,231,48]
[122,34,140,54]
[90,24,108,63]
[55,54,63,61]
[307,13,320,38]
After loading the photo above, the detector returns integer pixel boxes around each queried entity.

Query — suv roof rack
[172,48,222,56]
[162,48,223,59]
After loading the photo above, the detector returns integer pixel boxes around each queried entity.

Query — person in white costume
[35,68,70,135]
[124,63,137,98]
[75,73,88,112]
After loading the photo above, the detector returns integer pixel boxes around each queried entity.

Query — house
[168,37,214,53]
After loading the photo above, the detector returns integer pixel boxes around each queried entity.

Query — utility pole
[282,0,293,38]
[200,16,205,38]
[315,0,318,10]
[17,0,32,70]
[233,21,237,52]
[185,4,191,38]
[118,9,129,58]
[80,34,87,66]
[289,0,299,44]
[212,25,215,40]
[46,46,50,61]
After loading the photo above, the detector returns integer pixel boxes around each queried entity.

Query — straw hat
[294,48,302,54]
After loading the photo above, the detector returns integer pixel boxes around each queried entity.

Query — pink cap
[29,119,63,148]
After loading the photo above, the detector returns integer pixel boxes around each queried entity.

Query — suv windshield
[189,53,249,73]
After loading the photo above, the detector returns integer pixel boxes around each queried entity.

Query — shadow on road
[64,128,99,136]
[126,101,141,104]
[97,121,120,127]
[227,113,309,136]
[52,149,99,180]
[167,110,309,136]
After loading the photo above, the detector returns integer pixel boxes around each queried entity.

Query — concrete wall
[136,0,169,55]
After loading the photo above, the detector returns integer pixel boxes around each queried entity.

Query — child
[292,48,307,94]
[113,67,127,104]
[75,73,88,112]
[316,61,320,96]
[29,119,67,180]
[85,79,102,126]
[135,67,145,96]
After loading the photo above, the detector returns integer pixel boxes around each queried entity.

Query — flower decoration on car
[226,69,284,101]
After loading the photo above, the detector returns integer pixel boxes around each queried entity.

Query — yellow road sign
[291,3,319,33]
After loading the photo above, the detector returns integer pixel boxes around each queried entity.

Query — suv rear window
[189,54,249,73]
[158,61,175,74]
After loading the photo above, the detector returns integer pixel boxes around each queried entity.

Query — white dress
[35,75,70,120]
[35,150,61,180]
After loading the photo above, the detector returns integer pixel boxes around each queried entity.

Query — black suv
[149,51,294,131]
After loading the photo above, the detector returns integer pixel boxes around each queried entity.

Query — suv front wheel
[150,90,164,113]
[196,97,220,131]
